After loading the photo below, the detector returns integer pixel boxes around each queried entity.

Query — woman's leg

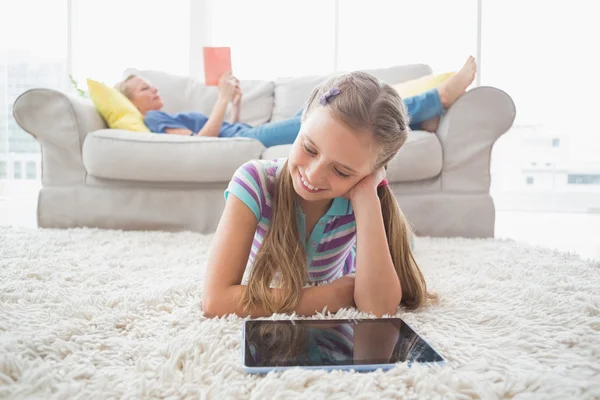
[236,116,302,148]
[409,56,477,132]
[238,70,478,145]
[404,89,445,130]
[237,93,443,145]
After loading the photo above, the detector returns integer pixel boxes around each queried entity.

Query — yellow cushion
[87,79,150,132]
[392,72,455,98]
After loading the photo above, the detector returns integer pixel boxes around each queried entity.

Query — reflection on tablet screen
[244,319,444,367]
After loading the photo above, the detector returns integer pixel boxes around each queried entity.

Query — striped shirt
[225,158,357,283]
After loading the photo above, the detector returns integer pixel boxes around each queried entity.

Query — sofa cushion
[392,72,455,98]
[86,79,150,132]
[83,130,266,183]
[124,68,274,127]
[270,73,339,122]
[260,130,442,182]
[271,64,434,121]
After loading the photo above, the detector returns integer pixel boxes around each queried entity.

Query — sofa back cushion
[124,68,275,127]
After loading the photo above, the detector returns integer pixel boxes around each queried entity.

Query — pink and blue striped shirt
[225,158,357,283]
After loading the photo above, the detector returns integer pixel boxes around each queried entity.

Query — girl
[202,71,436,318]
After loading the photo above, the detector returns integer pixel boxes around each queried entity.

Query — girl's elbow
[362,304,399,318]
[202,293,226,318]
[357,292,402,317]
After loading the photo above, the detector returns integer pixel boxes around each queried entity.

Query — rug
[1,227,599,399]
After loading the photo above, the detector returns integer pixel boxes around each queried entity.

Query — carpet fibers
[1,227,599,399]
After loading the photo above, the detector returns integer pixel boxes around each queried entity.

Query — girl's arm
[202,195,355,318]
[350,175,402,317]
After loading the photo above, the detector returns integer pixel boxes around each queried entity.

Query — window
[209,0,336,80]
[13,162,22,179]
[71,0,190,85]
[0,0,67,192]
[26,161,36,180]
[485,0,600,212]
[568,175,600,185]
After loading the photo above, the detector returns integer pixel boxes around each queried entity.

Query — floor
[494,210,599,261]
[1,195,599,262]
[3,223,598,397]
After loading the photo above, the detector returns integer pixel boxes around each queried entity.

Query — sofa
[13,64,515,238]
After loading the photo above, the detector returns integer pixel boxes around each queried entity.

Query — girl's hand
[329,275,356,310]
[218,72,238,102]
[345,167,386,203]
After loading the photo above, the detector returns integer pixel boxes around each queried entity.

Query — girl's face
[288,107,379,203]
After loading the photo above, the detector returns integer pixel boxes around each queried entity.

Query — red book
[203,47,232,86]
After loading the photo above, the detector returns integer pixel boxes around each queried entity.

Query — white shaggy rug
[1,227,599,400]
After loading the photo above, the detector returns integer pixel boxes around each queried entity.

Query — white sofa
[13,64,516,238]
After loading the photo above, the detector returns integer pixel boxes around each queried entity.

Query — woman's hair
[114,74,138,99]
[241,71,436,314]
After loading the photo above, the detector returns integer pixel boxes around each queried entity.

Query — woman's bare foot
[438,56,476,108]
[420,116,440,133]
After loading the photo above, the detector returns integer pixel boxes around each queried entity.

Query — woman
[116,57,476,148]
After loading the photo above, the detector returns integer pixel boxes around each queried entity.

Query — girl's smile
[297,170,326,193]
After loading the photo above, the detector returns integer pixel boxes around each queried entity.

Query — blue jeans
[236,88,443,148]
[404,88,444,129]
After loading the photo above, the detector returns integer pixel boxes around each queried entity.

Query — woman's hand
[232,86,243,106]
[345,167,386,203]
[231,85,242,123]
[218,72,238,102]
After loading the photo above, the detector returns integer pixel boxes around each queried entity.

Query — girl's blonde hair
[242,71,436,314]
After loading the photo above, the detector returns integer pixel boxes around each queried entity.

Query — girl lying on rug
[116,57,476,147]
[202,71,438,318]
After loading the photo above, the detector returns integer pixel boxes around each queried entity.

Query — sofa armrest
[436,86,516,192]
[13,89,107,186]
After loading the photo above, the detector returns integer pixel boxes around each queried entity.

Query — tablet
[242,318,446,374]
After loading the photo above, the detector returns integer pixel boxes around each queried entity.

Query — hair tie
[377,179,389,188]
[319,87,341,105]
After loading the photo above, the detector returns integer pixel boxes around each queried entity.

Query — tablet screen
[243,318,444,368]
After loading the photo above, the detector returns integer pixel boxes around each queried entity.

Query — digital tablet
[242,318,446,374]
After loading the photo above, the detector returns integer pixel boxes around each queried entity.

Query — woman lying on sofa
[115,57,476,148]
